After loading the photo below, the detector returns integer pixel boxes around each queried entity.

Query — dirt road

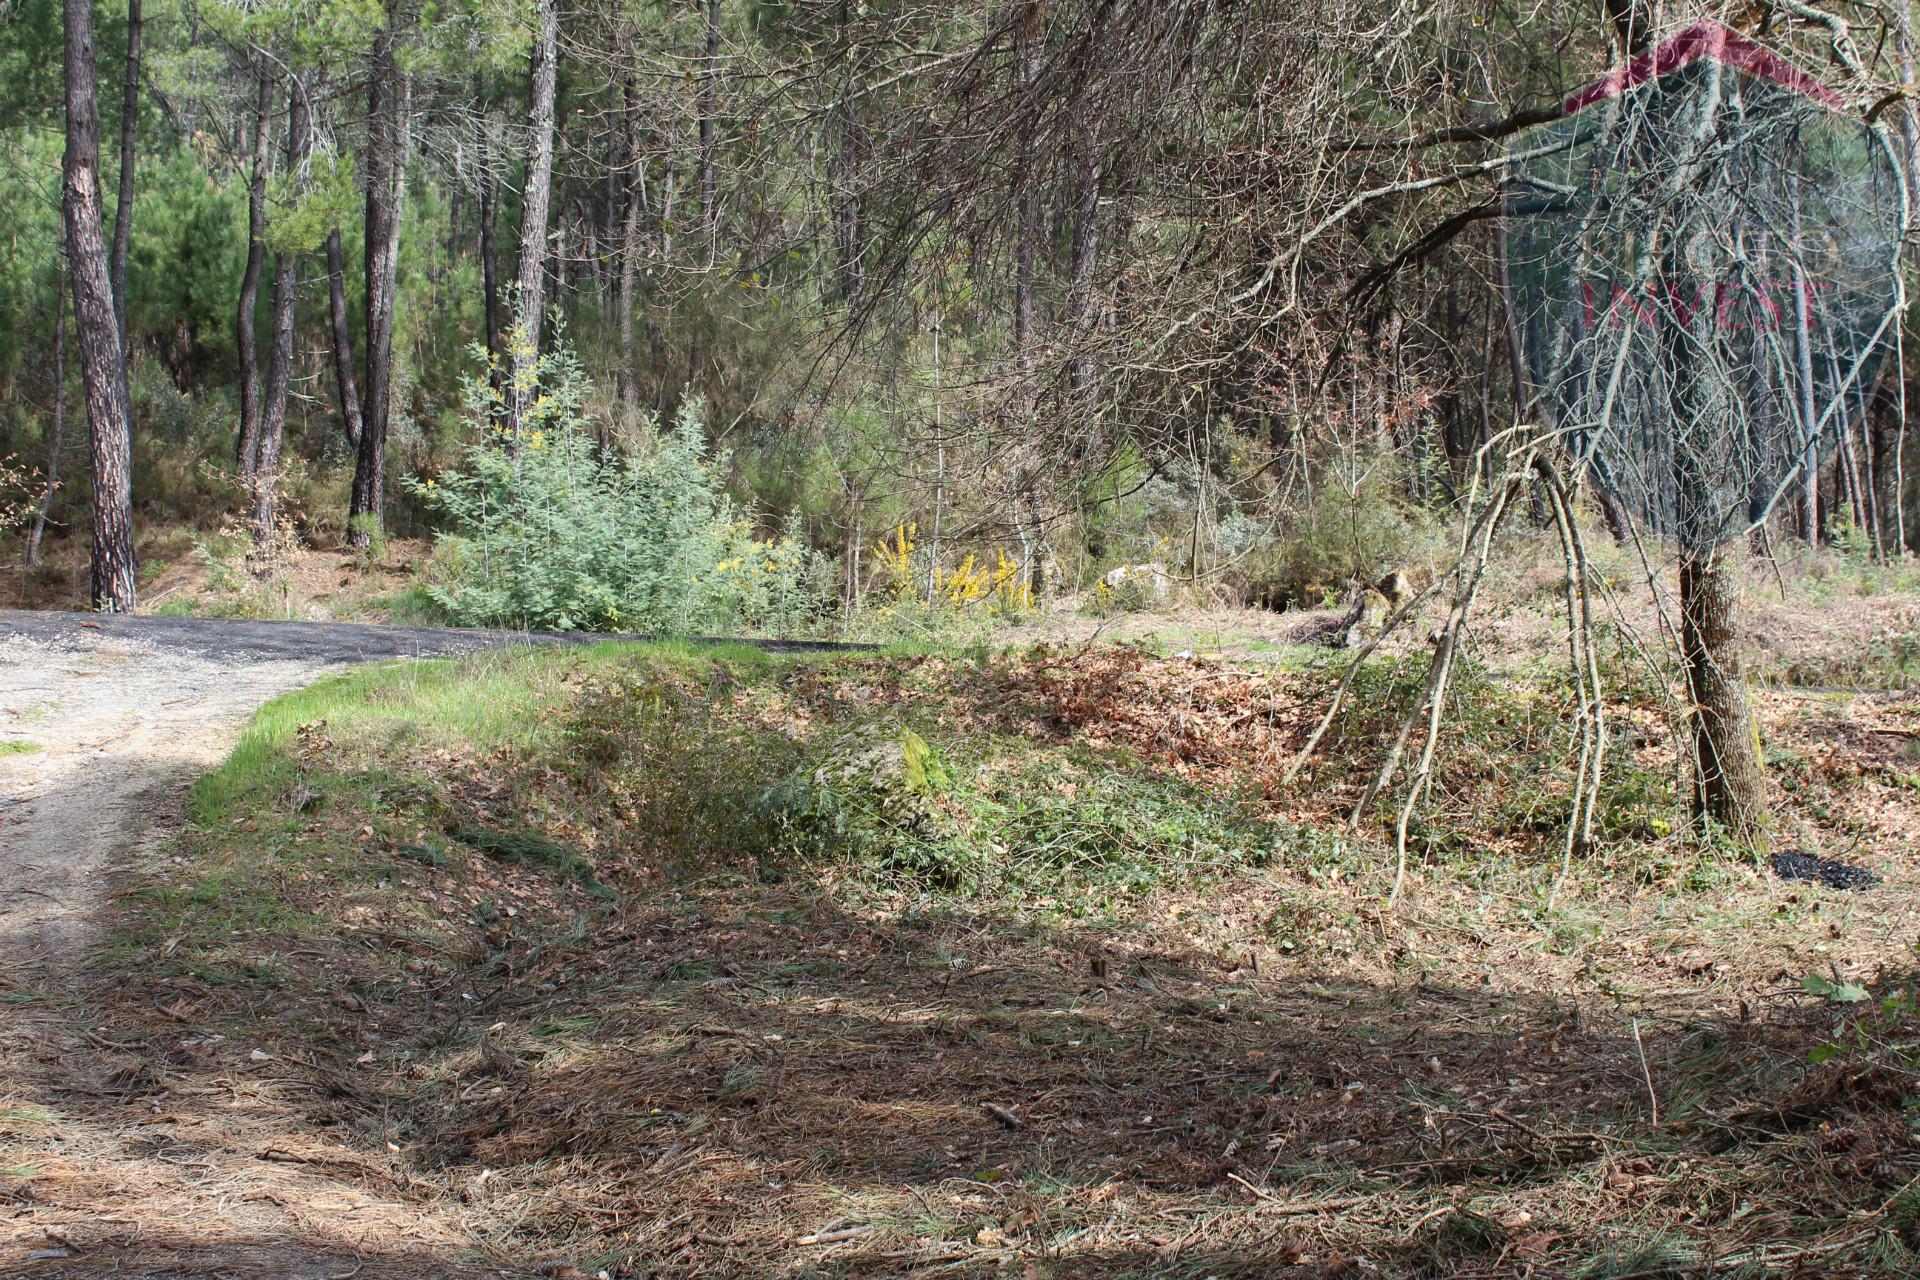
[0,611,579,965]
[0,610,869,1277]
[0,612,604,1278]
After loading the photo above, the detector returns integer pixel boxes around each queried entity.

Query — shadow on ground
[9,878,1910,1279]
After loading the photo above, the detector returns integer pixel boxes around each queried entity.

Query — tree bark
[1792,254,1822,545]
[699,0,720,258]
[1012,5,1038,414]
[234,67,271,474]
[324,227,362,450]
[1065,112,1099,429]
[26,240,68,570]
[480,167,503,390]
[1591,481,1632,545]
[616,72,645,428]
[255,78,309,547]
[1670,296,1769,842]
[350,22,405,545]
[62,0,137,611]
[1680,545,1769,844]
[109,0,140,354]
[829,1,866,309]
[504,0,559,435]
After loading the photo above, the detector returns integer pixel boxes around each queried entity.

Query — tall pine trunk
[1008,5,1042,588]
[325,227,362,450]
[699,0,719,256]
[62,0,136,611]
[616,73,645,428]
[480,168,503,391]
[234,68,270,474]
[350,23,405,545]
[255,79,309,547]
[684,0,719,390]
[504,0,558,435]
[1066,114,1099,433]
[1012,6,1038,413]
[1671,332,1769,843]
[109,0,139,353]
[829,1,865,310]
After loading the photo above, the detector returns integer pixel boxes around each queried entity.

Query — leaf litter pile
[7,643,1920,1278]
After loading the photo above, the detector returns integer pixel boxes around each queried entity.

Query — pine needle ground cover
[31,641,1920,1278]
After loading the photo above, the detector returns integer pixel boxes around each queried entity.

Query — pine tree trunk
[1679,544,1768,844]
[1012,5,1038,414]
[504,0,558,435]
[829,1,865,310]
[62,0,137,612]
[699,0,719,257]
[1592,482,1632,545]
[325,227,363,450]
[1066,113,1099,430]
[616,74,645,429]
[255,79,309,548]
[109,0,139,353]
[350,24,404,545]
[234,68,271,474]
[480,169,503,391]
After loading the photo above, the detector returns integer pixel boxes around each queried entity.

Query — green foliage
[1239,461,1443,609]
[562,660,807,870]
[1803,970,1871,1004]
[413,334,830,635]
[556,654,1278,904]
[347,513,390,562]
[756,733,1276,901]
[1829,512,1875,563]
[1572,1234,1699,1280]
[129,146,247,385]
[265,151,355,256]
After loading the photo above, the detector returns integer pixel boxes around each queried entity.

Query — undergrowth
[91,638,1920,1279]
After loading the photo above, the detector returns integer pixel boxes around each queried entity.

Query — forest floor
[1,570,1917,1278]
[4,530,439,624]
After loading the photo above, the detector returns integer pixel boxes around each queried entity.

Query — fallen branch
[796,1226,873,1246]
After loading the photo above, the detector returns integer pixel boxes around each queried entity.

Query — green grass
[451,825,618,900]
[131,640,797,978]
[0,1104,56,1130]
[370,585,447,626]
[176,638,1286,952]
[189,640,666,825]
[0,740,42,756]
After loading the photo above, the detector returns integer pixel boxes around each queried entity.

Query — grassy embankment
[44,628,1920,1277]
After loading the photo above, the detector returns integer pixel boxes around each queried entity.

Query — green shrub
[1236,463,1443,609]
[411,332,829,635]
[757,731,1277,900]
[563,659,1278,904]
